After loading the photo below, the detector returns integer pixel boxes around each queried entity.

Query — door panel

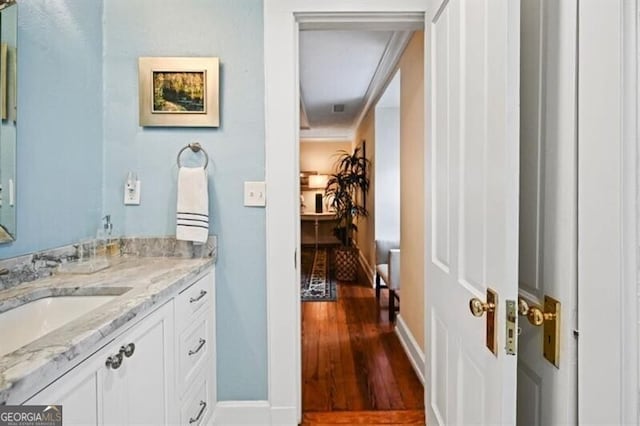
[427,0,520,424]
[517,363,542,426]
[430,314,448,423]
[458,351,486,423]
[433,1,450,272]
[519,0,544,299]
[459,0,487,294]
[517,0,578,424]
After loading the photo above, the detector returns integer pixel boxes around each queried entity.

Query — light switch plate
[244,181,266,207]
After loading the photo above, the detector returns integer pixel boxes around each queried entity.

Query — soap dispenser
[101,215,119,256]
[103,214,113,235]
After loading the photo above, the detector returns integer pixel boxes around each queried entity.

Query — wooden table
[301,212,338,248]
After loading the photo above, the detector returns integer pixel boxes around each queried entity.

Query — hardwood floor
[301,410,425,425]
[302,275,425,425]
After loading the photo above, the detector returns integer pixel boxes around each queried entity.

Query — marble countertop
[0,255,214,404]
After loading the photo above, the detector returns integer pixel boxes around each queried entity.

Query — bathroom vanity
[0,241,216,426]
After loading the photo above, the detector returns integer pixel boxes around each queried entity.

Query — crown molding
[300,126,354,141]
[299,30,412,139]
[296,12,424,31]
[299,92,310,130]
[350,30,412,135]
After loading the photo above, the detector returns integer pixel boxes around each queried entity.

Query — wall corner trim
[395,314,425,385]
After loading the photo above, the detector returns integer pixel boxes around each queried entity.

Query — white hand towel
[176,166,209,244]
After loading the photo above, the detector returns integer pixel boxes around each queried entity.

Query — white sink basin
[0,295,116,357]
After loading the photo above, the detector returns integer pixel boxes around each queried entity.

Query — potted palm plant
[325,145,370,281]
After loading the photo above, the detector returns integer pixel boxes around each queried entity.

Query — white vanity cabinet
[25,268,216,426]
[174,269,216,426]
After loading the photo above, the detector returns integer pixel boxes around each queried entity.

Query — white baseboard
[212,401,297,425]
[213,401,271,425]
[270,406,297,424]
[395,314,425,385]
[356,244,375,286]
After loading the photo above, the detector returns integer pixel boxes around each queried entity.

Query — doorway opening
[297,19,425,423]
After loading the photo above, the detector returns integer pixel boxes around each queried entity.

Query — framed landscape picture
[138,57,219,127]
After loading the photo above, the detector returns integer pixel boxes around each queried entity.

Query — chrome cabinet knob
[105,353,123,369]
[120,343,135,358]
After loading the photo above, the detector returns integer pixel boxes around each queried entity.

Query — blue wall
[0,0,104,258]
[102,0,267,400]
[0,0,266,402]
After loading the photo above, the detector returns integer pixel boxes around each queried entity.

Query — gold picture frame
[138,57,219,127]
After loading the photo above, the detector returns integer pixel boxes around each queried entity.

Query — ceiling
[299,30,410,141]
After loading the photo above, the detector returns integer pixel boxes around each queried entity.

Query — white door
[518,0,577,424]
[426,0,520,424]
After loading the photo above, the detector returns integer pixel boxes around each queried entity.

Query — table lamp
[308,174,328,213]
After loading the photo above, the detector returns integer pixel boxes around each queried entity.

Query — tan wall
[398,32,425,349]
[300,140,351,174]
[353,32,425,349]
[299,141,351,214]
[354,113,376,268]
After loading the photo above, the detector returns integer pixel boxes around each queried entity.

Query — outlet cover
[124,180,141,205]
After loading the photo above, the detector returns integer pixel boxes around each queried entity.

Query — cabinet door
[28,368,99,425]
[103,300,175,426]
[26,342,112,425]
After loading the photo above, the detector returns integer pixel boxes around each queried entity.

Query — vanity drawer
[178,308,211,395]
[180,376,211,426]
[176,272,212,330]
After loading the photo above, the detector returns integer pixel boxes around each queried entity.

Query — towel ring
[177,142,209,169]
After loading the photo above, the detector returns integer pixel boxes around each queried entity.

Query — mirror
[0,1,17,243]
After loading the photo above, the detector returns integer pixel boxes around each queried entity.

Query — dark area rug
[301,247,337,302]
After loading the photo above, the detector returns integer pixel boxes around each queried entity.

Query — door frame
[577,0,638,423]
[263,0,639,424]
[263,1,431,423]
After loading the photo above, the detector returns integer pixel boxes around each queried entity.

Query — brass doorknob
[518,296,557,326]
[526,306,556,326]
[518,297,530,315]
[469,298,495,317]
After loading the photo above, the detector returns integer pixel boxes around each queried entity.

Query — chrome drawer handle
[189,401,207,424]
[105,353,123,370]
[188,338,206,356]
[189,290,207,304]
